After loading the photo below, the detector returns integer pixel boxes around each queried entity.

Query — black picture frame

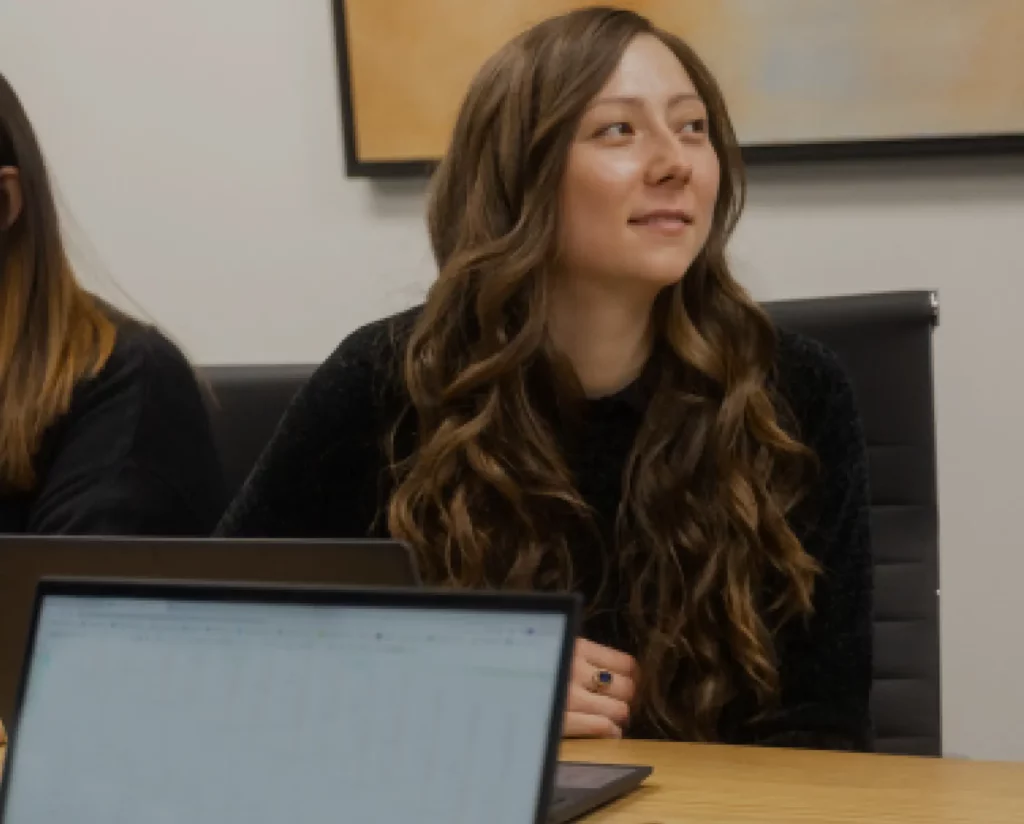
[330,0,1024,179]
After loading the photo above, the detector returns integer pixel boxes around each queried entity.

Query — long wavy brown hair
[0,73,116,490]
[388,6,819,739]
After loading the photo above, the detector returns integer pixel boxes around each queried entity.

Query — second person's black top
[0,320,226,536]
[218,307,873,751]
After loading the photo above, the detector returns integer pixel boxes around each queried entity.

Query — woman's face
[557,34,721,293]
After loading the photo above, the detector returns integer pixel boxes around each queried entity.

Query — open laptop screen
[2,590,570,824]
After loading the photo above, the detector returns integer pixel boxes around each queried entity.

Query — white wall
[3,0,1023,761]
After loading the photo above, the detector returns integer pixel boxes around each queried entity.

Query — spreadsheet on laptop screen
[3,594,567,824]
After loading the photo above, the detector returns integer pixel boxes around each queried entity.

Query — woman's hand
[563,638,638,738]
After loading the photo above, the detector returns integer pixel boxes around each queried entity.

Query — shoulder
[328,305,420,368]
[78,317,217,459]
[303,306,421,410]
[70,319,208,436]
[772,329,869,530]
[773,328,860,451]
[773,329,855,413]
[97,319,198,398]
[68,319,195,419]
[38,317,225,533]
[772,329,870,554]
[214,308,421,538]
[257,306,421,462]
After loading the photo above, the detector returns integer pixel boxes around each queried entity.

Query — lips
[627,209,694,227]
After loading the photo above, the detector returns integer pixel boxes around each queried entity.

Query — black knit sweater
[0,321,226,536]
[218,308,873,751]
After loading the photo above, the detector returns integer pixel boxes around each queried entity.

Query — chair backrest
[203,290,943,755]
[764,290,941,756]
[201,365,313,500]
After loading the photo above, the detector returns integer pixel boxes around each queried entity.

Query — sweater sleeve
[215,321,397,539]
[746,338,874,751]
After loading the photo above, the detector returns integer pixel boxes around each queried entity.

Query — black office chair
[201,365,312,502]
[203,290,943,756]
[765,290,941,756]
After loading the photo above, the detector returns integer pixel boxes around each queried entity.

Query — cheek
[560,153,641,254]
[693,151,721,232]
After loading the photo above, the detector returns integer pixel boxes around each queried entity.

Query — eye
[678,119,709,136]
[595,122,635,139]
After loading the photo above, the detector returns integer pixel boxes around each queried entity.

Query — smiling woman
[220,6,872,751]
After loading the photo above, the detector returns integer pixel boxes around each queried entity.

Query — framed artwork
[332,0,1024,177]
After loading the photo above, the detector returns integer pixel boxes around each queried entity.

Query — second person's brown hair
[388,7,818,739]
[0,73,117,491]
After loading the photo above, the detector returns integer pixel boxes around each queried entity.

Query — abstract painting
[333,0,1024,175]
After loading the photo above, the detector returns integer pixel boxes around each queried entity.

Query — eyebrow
[587,92,703,111]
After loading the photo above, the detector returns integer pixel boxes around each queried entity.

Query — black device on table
[0,536,416,723]
[550,762,653,823]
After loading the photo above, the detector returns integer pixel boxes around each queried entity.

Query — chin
[622,244,701,286]
[627,260,694,289]
[586,251,698,293]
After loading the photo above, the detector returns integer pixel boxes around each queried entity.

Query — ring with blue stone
[590,669,614,692]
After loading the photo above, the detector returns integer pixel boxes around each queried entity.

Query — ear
[0,166,23,230]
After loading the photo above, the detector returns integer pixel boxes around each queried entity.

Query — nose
[644,126,693,188]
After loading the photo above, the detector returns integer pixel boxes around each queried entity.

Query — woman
[219,7,872,750]
[0,72,225,534]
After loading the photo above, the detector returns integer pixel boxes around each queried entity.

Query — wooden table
[2,737,1021,822]
[560,739,1024,823]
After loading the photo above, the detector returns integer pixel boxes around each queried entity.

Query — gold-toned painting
[332,0,1024,174]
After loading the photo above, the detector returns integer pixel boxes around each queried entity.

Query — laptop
[0,539,652,821]
[0,578,578,824]
[0,536,418,723]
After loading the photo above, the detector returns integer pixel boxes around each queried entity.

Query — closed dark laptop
[0,536,417,721]
[548,762,652,823]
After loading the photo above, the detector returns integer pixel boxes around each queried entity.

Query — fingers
[566,683,630,727]
[563,710,623,739]
[572,657,636,706]
[566,639,640,740]
[576,638,638,680]
[573,639,638,707]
